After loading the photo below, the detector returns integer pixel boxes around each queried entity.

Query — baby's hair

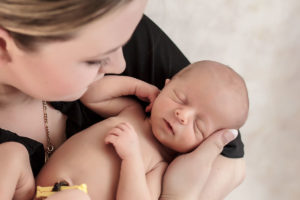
[0,0,132,51]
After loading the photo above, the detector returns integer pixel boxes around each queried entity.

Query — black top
[0,101,102,177]
[0,15,244,177]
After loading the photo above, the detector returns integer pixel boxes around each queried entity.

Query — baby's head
[150,60,249,153]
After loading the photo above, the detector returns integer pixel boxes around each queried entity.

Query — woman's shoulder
[0,128,44,176]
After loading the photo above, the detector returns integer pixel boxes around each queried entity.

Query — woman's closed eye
[86,58,110,67]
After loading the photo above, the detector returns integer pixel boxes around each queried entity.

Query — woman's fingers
[160,129,238,199]
[190,129,238,163]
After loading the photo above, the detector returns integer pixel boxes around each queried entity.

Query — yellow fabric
[36,183,88,198]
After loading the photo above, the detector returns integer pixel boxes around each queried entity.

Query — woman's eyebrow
[94,38,132,57]
[101,45,121,56]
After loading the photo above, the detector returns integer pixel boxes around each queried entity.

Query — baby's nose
[175,109,188,125]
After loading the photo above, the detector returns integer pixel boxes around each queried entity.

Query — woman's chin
[45,89,87,102]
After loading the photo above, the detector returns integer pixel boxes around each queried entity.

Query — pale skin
[36,61,247,200]
[0,0,245,199]
[0,0,148,199]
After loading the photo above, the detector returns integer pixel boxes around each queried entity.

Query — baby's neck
[161,145,179,163]
[146,118,179,162]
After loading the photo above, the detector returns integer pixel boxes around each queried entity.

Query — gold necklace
[42,101,55,162]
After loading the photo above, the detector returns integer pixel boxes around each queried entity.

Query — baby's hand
[105,122,141,160]
[135,82,160,112]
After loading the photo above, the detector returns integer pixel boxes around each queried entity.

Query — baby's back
[36,107,165,199]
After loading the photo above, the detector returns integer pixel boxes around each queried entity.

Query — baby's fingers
[116,122,133,131]
[104,134,118,144]
[145,102,154,112]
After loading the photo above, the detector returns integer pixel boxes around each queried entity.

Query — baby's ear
[164,79,171,86]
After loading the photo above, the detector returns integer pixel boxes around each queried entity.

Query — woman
[0,0,244,199]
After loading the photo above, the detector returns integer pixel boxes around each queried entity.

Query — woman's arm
[197,156,245,200]
[160,129,240,200]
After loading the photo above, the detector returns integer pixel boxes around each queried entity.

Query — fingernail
[224,129,238,144]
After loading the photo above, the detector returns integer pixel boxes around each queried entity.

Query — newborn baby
[35,60,249,200]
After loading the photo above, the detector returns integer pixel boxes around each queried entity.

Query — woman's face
[7,0,147,101]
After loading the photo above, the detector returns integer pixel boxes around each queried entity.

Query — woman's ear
[0,28,13,63]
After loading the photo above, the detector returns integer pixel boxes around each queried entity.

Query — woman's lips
[163,119,174,135]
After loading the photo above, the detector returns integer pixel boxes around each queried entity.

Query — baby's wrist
[122,151,143,162]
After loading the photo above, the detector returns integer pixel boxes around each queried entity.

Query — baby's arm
[80,76,159,118]
[0,142,35,200]
[105,122,167,200]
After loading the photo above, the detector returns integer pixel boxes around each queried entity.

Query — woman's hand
[160,129,238,200]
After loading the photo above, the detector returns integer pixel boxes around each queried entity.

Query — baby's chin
[164,143,198,154]
[173,142,202,154]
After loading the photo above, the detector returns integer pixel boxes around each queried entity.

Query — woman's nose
[174,108,189,125]
[102,48,126,74]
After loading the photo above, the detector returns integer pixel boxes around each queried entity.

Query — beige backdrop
[145,0,300,200]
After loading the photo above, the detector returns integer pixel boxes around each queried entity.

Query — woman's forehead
[36,0,146,57]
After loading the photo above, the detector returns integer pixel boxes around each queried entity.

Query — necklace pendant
[47,145,55,154]
[45,145,55,163]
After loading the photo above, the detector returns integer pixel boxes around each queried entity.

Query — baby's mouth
[164,119,174,135]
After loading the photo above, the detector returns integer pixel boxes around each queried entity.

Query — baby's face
[150,68,243,153]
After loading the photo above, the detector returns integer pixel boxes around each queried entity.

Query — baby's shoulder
[118,103,147,123]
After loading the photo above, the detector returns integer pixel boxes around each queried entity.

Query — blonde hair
[0,0,132,51]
